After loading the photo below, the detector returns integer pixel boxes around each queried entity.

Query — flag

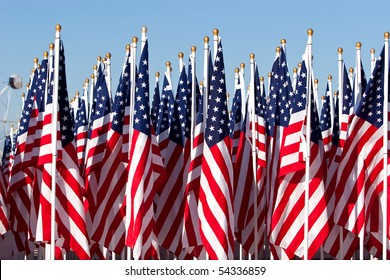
[182,55,205,257]
[75,90,88,171]
[235,64,267,255]
[155,68,175,160]
[334,46,389,258]
[155,64,190,257]
[85,63,112,176]
[229,73,243,165]
[337,64,354,156]
[32,41,90,259]
[90,52,131,254]
[320,85,332,163]
[126,39,165,259]
[198,39,235,259]
[267,47,329,259]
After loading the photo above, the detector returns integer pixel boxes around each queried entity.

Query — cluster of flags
[0,26,389,260]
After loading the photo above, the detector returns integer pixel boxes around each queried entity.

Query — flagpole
[190,46,196,158]
[50,24,61,260]
[348,68,354,90]
[126,35,138,260]
[105,53,112,100]
[328,75,334,128]
[203,36,210,133]
[240,63,246,119]
[355,42,362,108]
[383,31,389,260]
[304,28,313,261]
[293,67,298,92]
[370,48,376,74]
[337,47,344,260]
[249,53,259,260]
[213,28,218,61]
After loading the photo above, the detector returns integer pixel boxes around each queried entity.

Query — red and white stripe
[199,137,235,259]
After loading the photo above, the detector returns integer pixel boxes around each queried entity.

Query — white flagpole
[190,46,196,158]
[203,36,210,133]
[179,52,184,73]
[383,31,389,260]
[328,75,334,128]
[370,48,376,74]
[239,63,246,119]
[213,28,219,62]
[337,47,344,260]
[105,52,112,100]
[355,42,362,108]
[267,72,271,98]
[293,67,298,92]
[304,28,313,261]
[50,24,61,260]
[348,67,354,89]
[314,79,319,110]
[249,53,259,260]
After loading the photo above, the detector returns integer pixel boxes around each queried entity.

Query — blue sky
[0,0,389,142]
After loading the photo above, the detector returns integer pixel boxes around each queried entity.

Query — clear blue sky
[1,0,389,142]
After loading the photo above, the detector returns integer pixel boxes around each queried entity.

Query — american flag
[155,64,190,257]
[320,85,332,163]
[198,39,235,259]
[85,64,112,176]
[265,47,292,254]
[334,46,388,255]
[8,69,39,235]
[90,52,131,254]
[2,135,13,190]
[74,90,88,171]
[268,47,329,259]
[229,74,243,165]
[126,39,164,259]
[338,64,354,156]
[182,55,204,257]
[235,64,267,256]
[322,94,360,259]
[42,41,90,259]
[155,69,175,161]
[0,136,10,234]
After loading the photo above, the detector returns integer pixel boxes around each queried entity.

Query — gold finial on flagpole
[178,52,184,59]
[213,28,219,36]
[276,47,281,54]
[106,52,111,59]
[314,78,318,84]
[385,32,390,39]
[349,67,354,74]
[34,57,38,64]
[166,61,171,67]
[97,56,101,62]
[307,28,313,36]
[235,68,239,73]
[370,48,375,54]
[356,42,362,49]
[155,72,160,78]
[328,75,332,80]
[49,43,54,50]
[338,47,343,54]
[200,81,204,87]
[293,67,297,73]
[250,53,255,60]
[260,76,264,82]
[204,36,209,43]
[91,74,94,79]
[240,63,245,69]
[43,51,48,59]
[132,36,138,43]
[126,44,131,52]
[191,46,196,52]
[93,65,97,71]
[280,39,286,44]
[55,24,62,32]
